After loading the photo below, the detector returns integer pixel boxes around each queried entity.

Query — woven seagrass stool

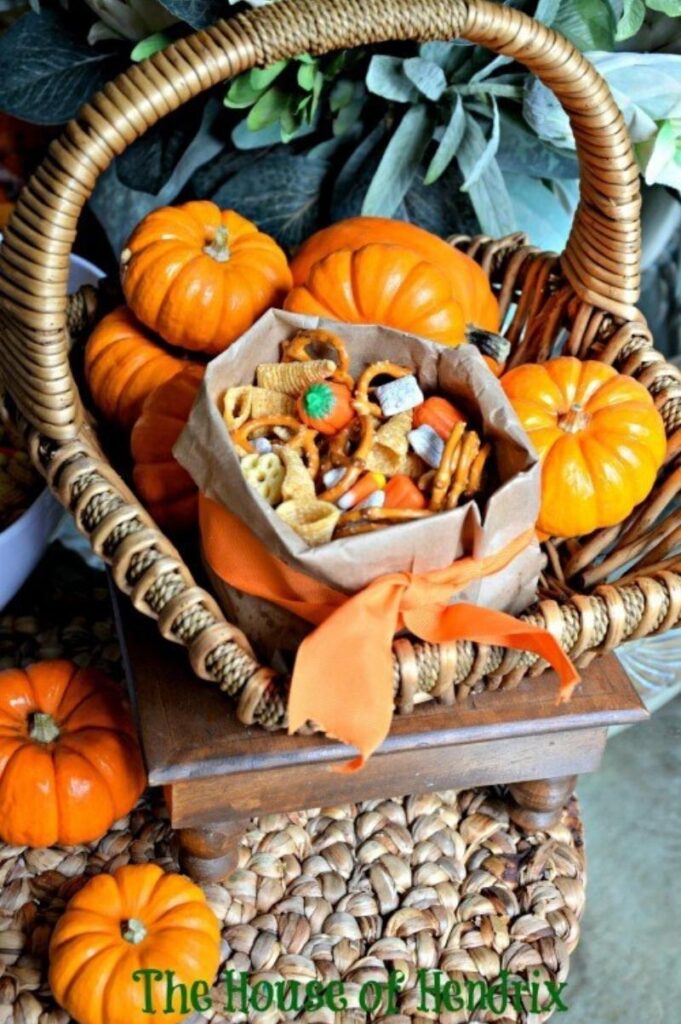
[0,553,588,1024]
[115,592,645,884]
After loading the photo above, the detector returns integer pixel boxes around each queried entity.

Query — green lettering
[545,981,568,1011]
[325,980,347,1011]
[132,968,163,1013]
[190,980,211,1013]
[223,969,249,1013]
[162,971,190,1016]
[251,980,273,1011]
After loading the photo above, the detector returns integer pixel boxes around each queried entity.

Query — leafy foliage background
[0,0,679,282]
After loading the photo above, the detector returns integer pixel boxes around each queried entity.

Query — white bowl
[0,249,104,609]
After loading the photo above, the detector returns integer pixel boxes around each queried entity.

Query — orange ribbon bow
[200,496,579,769]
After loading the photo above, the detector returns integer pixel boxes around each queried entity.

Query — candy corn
[337,472,386,511]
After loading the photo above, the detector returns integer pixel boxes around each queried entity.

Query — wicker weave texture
[0,0,680,729]
[0,788,585,1024]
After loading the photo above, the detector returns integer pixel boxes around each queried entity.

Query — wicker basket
[1,0,680,735]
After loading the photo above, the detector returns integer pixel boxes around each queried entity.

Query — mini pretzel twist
[233,415,321,477]
[283,329,354,387]
[318,414,374,502]
[232,415,304,453]
[354,362,412,416]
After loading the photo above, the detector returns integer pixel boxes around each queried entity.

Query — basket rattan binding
[1,0,680,733]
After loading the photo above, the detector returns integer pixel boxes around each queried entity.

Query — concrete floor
[566,697,680,1022]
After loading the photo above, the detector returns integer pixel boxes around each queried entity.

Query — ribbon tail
[288,581,406,771]
[404,603,580,701]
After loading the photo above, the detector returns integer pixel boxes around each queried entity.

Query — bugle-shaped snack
[279,445,316,502]
[277,498,341,546]
[257,359,335,395]
[367,410,412,476]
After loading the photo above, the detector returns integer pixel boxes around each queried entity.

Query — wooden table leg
[178,820,247,883]
[507,774,577,830]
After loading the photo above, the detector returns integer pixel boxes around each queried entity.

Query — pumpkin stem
[559,403,589,433]
[121,918,147,944]
[204,225,231,263]
[29,712,60,744]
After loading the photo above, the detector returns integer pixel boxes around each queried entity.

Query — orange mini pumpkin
[0,660,145,847]
[121,202,292,355]
[297,381,354,435]
[502,356,667,538]
[49,864,220,1024]
[290,216,500,332]
[285,244,467,346]
[85,307,189,429]
[131,364,204,532]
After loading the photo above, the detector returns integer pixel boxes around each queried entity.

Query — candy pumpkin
[0,661,145,847]
[501,356,667,538]
[285,244,467,346]
[290,216,500,332]
[49,864,220,1024]
[121,202,292,355]
[85,307,189,430]
[131,364,204,532]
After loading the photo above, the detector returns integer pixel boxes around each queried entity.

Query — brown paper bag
[175,310,544,660]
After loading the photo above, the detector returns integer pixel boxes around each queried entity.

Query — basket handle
[0,0,640,439]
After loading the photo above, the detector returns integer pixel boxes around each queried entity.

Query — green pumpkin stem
[122,918,147,944]
[204,224,231,263]
[29,712,60,744]
[303,382,335,420]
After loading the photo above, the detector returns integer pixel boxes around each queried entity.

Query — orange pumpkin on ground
[121,202,292,355]
[49,863,220,1024]
[0,660,145,847]
[285,244,467,346]
[501,356,667,538]
[289,216,500,331]
[131,364,204,532]
[85,307,190,430]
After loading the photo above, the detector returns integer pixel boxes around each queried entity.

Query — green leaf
[250,60,288,92]
[366,55,418,103]
[534,0,563,25]
[330,79,355,112]
[496,111,578,180]
[403,57,447,101]
[424,96,465,185]
[211,148,330,249]
[231,120,283,150]
[362,105,433,217]
[297,60,317,91]
[246,86,289,131]
[553,0,616,50]
[153,1,226,29]
[225,75,266,110]
[461,99,500,192]
[456,113,515,236]
[131,32,171,62]
[504,173,573,254]
[0,9,123,124]
[615,0,647,40]
[648,0,681,13]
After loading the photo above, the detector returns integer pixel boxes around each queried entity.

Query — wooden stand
[114,591,646,883]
